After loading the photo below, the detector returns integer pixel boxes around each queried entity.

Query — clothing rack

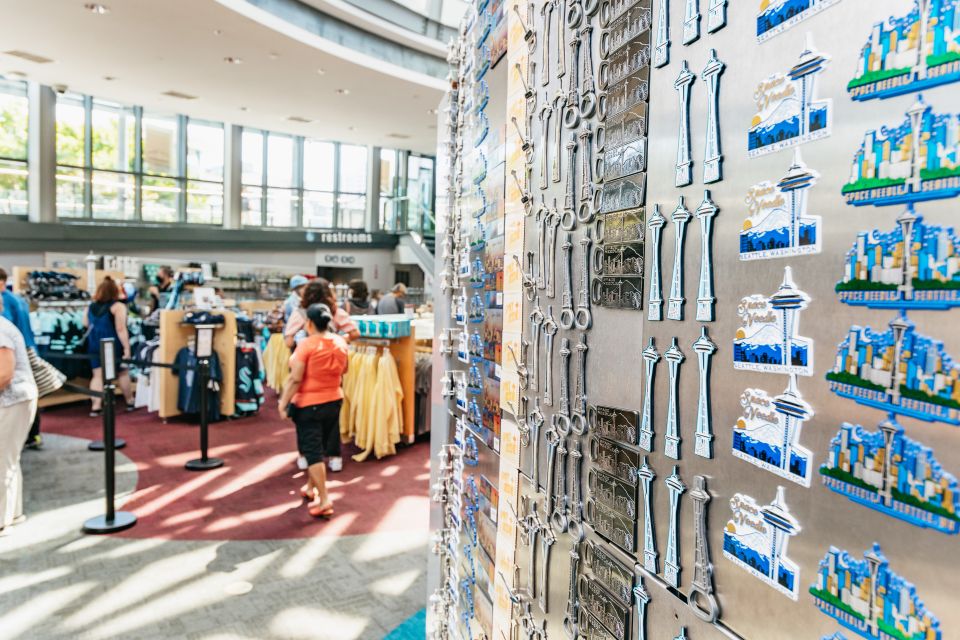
[353,334,416,443]
[157,309,237,419]
[11,266,126,296]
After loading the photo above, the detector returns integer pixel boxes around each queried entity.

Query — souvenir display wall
[431,0,960,639]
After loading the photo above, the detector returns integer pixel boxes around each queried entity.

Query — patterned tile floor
[0,433,428,640]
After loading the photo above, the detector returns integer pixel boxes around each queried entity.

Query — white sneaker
[297,455,308,470]
[328,457,343,472]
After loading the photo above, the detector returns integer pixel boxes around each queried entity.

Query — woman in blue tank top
[85,277,135,417]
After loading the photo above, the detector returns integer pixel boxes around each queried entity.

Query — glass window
[241,185,263,226]
[186,181,223,225]
[337,193,366,229]
[0,158,28,215]
[242,130,263,185]
[0,79,29,161]
[339,144,368,193]
[303,139,334,191]
[267,134,294,188]
[56,166,85,218]
[266,187,297,226]
[142,113,179,176]
[91,171,135,220]
[187,122,224,182]
[303,190,334,229]
[56,95,86,167]
[141,175,180,222]
[91,100,135,172]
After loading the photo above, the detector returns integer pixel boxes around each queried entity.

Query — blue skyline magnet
[740,149,822,261]
[732,376,814,487]
[849,0,960,102]
[734,266,813,376]
[820,415,959,534]
[837,205,960,310]
[748,35,832,158]
[827,314,960,425]
[723,487,801,600]
[811,543,942,640]
[757,0,843,43]
[843,95,960,207]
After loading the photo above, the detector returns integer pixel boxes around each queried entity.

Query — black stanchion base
[82,511,137,534]
[185,457,224,471]
[88,439,126,451]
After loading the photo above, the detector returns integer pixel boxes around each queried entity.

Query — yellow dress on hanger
[263,333,291,391]
[353,348,403,461]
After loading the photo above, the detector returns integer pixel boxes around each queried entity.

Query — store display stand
[184,323,225,471]
[353,335,416,444]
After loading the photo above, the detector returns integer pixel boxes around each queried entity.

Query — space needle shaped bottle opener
[638,458,658,574]
[693,328,716,459]
[639,338,660,452]
[653,0,670,68]
[682,0,700,44]
[664,338,684,460]
[647,205,666,322]
[702,50,724,185]
[667,196,691,321]
[674,61,695,188]
[695,190,718,322]
[687,475,719,622]
[664,466,685,589]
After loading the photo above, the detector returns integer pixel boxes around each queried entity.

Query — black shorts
[292,400,343,466]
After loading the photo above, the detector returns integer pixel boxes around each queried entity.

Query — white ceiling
[0,0,448,153]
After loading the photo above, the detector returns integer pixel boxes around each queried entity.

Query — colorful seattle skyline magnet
[849,0,960,102]
[734,267,813,376]
[821,415,959,534]
[740,149,822,261]
[810,543,942,640]
[827,313,960,425]
[723,486,801,600]
[748,35,832,158]
[732,375,814,487]
[843,95,960,207]
[837,205,960,309]
[757,0,843,43]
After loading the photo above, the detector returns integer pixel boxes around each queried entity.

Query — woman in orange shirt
[278,303,349,518]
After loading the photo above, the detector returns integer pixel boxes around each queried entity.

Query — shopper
[343,279,373,315]
[283,275,309,322]
[370,289,382,312]
[85,277,135,416]
[278,303,349,519]
[376,283,408,315]
[148,266,176,313]
[0,297,38,533]
[1,268,48,450]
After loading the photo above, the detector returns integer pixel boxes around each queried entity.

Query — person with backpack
[85,277,135,416]
[343,279,373,316]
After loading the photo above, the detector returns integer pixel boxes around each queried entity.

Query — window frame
[0,77,30,216]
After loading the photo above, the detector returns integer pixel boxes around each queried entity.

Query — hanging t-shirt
[235,343,264,413]
[172,347,223,421]
[291,332,348,408]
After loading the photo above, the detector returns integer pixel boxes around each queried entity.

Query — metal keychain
[507,339,531,391]
[639,338,660,451]
[695,190,718,322]
[638,457,657,573]
[561,543,581,639]
[693,327,716,459]
[545,204,560,299]
[572,333,589,434]
[664,465,685,589]
[577,575,630,640]
[511,168,535,217]
[683,0,700,44]
[577,125,596,224]
[589,405,639,446]
[564,31,581,129]
[551,435,569,532]
[555,337,573,434]
[539,104,554,191]
[687,475,720,622]
[589,436,640,486]
[536,205,547,290]
[588,468,637,519]
[544,423,561,507]
[633,576,651,640]
[511,116,535,163]
[702,50,724,184]
[646,204,665,321]
[538,504,556,614]
[567,436,585,541]
[579,24,597,118]
[674,61,695,187]
[561,134,578,230]
[529,296,544,393]
[524,498,544,600]
[542,305,558,407]
[653,0,669,67]
[664,338,685,459]
[555,0,566,80]
[541,0,554,87]
[560,233,576,329]
[582,541,633,607]
[578,609,618,640]
[575,228,594,329]
[553,93,565,184]
[529,398,545,489]
[514,254,536,302]
[667,196,691,321]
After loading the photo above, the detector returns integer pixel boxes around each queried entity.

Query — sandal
[308,502,334,518]
[300,485,315,499]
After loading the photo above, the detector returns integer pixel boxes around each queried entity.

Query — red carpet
[41,392,431,541]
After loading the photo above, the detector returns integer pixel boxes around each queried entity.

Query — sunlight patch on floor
[369,569,422,597]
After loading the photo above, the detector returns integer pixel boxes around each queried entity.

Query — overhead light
[6,71,27,79]
[223,56,243,65]
[213,28,223,36]
[162,90,198,100]
[387,133,411,140]
[287,116,311,123]
[426,108,437,115]
[268,52,279,60]
[316,68,326,75]
[103,75,116,81]
[239,106,248,112]
[84,3,110,14]
[4,50,54,64]
[347,126,355,131]
[335,88,349,95]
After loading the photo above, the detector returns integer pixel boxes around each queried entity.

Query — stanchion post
[186,325,223,471]
[83,338,137,534]
[88,336,126,451]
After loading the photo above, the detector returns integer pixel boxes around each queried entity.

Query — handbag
[27,347,66,397]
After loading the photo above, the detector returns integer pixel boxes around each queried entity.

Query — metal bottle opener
[575,228,594,329]
[541,0,554,87]
[555,0,566,80]
[674,61,695,188]
[583,539,634,604]
[646,204,666,321]
[538,504,556,613]
[633,576,651,640]
[664,465,685,589]
[539,104,554,191]
[560,233,576,329]
[588,467,637,519]
[577,125,597,224]
[567,436,585,541]
[692,327,716,459]
[667,196,691,321]
[529,296,544,393]
[702,50,725,184]
[577,575,629,640]
[707,0,727,32]
[682,0,700,44]
[586,499,636,554]
[639,338,660,451]
[589,404,639,446]
[555,337,573,434]
[551,435,569,532]
[529,398,545,489]
[514,253,537,302]
[664,337,685,460]
[695,190,718,322]
[653,0,670,68]
[561,134,578,230]
[562,544,581,639]
[542,305,559,406]
[638,457,658,573]
[572,333,589,434]
[579,24,598,118]
[687,475,720,622]
[564,32,581,129]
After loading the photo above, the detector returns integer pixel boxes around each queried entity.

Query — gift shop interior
[3,1,960,640]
